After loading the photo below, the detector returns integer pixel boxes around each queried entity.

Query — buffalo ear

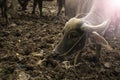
[89,31,112,50]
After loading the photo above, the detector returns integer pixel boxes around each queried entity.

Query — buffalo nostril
[46,50,64,61]
[53,51,65,61]
[52,50,60,58]
[47,50,60,59]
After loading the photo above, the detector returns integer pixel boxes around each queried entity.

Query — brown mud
[0,1,120,80]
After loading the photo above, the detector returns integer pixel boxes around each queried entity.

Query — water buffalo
[18,0,65,16]
[52,18,111,61]
[0,0,18,25]
[52,0,112,61]
[32,0,65,16]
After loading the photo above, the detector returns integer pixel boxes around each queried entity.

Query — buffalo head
[52,17,112,60]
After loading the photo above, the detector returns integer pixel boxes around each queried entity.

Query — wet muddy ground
[0,1,120,80]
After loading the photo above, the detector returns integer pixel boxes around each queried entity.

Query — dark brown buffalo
[0,0,18,25]
[32,0,65,16]
[18,0,65,16]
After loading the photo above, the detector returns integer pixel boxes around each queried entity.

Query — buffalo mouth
[51,33,87,61]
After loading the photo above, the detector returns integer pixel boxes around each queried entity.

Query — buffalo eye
[68,32,79,39]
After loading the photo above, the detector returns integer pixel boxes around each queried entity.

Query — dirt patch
[0,1,120,80]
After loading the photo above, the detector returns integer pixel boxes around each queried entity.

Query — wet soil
[0,1,120,80]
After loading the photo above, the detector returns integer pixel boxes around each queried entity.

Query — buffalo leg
[38,0,43,16]
[1,6,4,17]
[95,44,102,62]
[114,18,120,37]
[4,1,9,24]
[0,0,9,24]
[1,0,9,25]
[18,0,29,10]
[57,0,65,16]
[57,0,62,16]
[18,0,23,8]
[32,0,38,14]
[22,0,29,10]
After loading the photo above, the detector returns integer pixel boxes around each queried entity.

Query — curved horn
[81,19,110,31]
